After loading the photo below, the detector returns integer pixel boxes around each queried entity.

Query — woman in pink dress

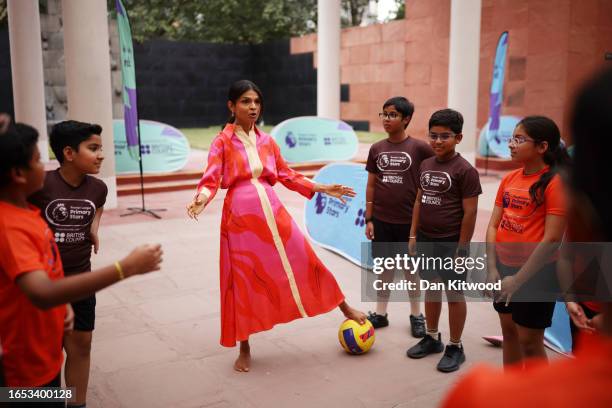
[187,80,366,372]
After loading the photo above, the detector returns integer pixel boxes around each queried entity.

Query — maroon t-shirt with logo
[366,137,434,224]
[418,153,482,237]
[29,170,107,275]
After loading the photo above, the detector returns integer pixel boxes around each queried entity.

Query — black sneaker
[406,333,444,359]
[410,314,426,338]
[367,312,389,328]
[436,344,466,372]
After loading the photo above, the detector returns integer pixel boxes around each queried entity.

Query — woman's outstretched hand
[187,193,207,220]
[317,184,356,204]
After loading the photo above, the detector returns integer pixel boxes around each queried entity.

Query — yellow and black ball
[338,319,375,355]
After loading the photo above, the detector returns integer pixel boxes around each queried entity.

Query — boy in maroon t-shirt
[365,97,434,336]
[406,109,481,373]
[29,121,108,407]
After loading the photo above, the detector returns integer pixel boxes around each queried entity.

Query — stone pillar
[317,0,341,119]
[7,0,49,162]
[447,0,481,161]
[62,0,117,208]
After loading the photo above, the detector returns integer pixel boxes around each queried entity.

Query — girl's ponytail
[519,116,571,206]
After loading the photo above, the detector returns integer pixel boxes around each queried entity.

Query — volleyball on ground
[338,319,375,354]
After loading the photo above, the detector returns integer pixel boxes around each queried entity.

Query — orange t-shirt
[494,167,566,266]
[441,333,612,408]
[0,202,66,386]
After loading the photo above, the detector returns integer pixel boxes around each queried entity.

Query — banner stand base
[120,207,167,219]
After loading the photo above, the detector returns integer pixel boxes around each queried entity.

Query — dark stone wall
[0,26,15,117]
[250,40,317,125]
[0,35,317,129]
[134,38,317,128]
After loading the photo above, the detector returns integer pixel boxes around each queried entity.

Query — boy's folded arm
[365,173,376,220]
[91,207,104,235]
[458,196,479,244]
[91,207,104,253]
[409,189,423,237]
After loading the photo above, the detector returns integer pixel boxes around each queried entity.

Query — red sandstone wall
[290,0,450,137]
[478,0,612,143]
[291,0,611,142]
[402,0,451,138]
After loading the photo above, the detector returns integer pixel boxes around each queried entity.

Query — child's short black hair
[428,109,464,134]
[0,124,39,188]
[50,120,102,164]
[383,96,415,128]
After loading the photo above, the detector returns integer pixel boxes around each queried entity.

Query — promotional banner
[113,119,190,174]
[271,116,359,163]
[304,163,368,266]
[544,302,573,355]
[115,0,140,160]
[485,31,510,158]
[478,115,521,157]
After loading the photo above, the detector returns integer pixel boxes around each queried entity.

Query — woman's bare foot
[233,341,251,372]
[339,301,367,324]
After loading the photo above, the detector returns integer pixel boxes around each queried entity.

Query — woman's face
[229,89,261,127]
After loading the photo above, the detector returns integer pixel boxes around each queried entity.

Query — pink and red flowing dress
[196,124,345,347]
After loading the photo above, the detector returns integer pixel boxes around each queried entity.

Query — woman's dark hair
[226,80,264,124]
[518,115,571,206]
[0,123,39,188]
[383,96,415,128]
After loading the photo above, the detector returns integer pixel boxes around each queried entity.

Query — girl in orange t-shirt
[485,116,570,367]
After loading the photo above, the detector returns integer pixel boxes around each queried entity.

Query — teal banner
[484,31,510,158]
[115,0,140,159]
[271,116,358,163]
[113,120,190,174]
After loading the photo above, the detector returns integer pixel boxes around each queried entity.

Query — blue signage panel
[544,302,573,355]
[304,163,369,266]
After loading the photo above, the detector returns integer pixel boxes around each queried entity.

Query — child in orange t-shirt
[0,124,163,393]
[485,116,570,367]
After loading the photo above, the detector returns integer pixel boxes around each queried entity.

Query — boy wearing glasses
[406,109,481,372]
[365,97,434,336]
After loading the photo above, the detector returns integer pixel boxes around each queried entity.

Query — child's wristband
[115,261,125,280]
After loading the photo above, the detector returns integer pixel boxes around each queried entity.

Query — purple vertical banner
[115,0,140,160]
[486,31,510,158]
